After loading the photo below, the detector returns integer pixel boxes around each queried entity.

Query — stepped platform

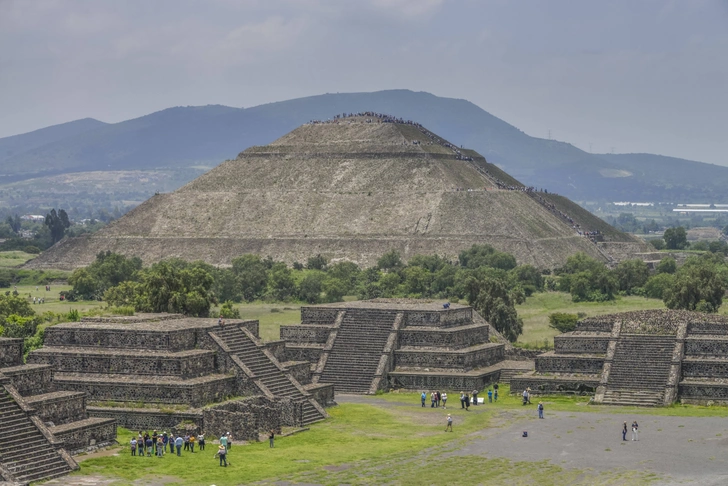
[29,346,216,378]
[522,310,728,406]
[52,372,235,406]
[48,417,117,454]
[0,338,23,367]
[25,391,87,425]
[282,299,516,394]
[1,363,53,396]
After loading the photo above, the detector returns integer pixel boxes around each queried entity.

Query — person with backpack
[215,444,228,467]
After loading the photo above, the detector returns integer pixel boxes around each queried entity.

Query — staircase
[212,326,325,426]
[0,387,74,484]
[602,335,676,406]
[319,309,396,393]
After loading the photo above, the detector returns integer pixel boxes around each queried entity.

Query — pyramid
[28,114,648,270]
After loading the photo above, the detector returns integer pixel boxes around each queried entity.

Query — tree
[548,313,579,333]
[266,262,295,301]
[467,276,523,342]
[231,254,269,302]
[459,244,516,271]
[655,257,677,275]
[137,261,216,316]
[306,254,328,271]
[5,215,21,234]
[298,272,324,304]
[377,250,404,272]
[614,259,650,294]
[44,209,71,244]
[643,273,675,299]
[322,277,346,303]
[663,227,688,250]
[663,260,725,312]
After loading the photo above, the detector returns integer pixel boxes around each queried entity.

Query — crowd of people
[129,430,237,466]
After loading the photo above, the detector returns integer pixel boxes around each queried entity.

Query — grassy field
[75,388,664,486]
[10,283,105,315]
[0,251,36,267]
[515,292,666,347]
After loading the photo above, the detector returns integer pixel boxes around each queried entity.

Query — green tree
[468,276,523,342]
[267,262,295,301]
[138,261,215,316]
[377,250,404,272]
[459,244,517,271]
[509,265,544,295]
[231,254,269,302]
[663,258,726,312]
[327,262,361,295]
[5,215,21,234]
[306,254,329,271]
[219,301,241,319]
[298,272,324,304]
[614,259,650,294]
[663,227,688,250]
[643,273,675,299]
[548,313,579,333]
[401,266,432,296]
[656,257,677,275]
[322,277,346,303]
[44,208,71,244]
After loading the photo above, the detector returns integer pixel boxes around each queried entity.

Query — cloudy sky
[1,0,726,164]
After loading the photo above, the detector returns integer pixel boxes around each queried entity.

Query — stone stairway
[0,387,74,484]
[319,309,396,393]
[602,334,676,406]
[212,326,326,426]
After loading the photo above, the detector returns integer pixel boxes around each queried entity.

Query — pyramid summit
[28,113,647,270]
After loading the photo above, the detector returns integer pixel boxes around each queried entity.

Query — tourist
[494,386,498,402]
[215,444,228,467]
[538,402,544,419]
[421,391,426,407]
[488,389,493,403]
[137,435,145,457]
[183,434,190,451]
[269,429,275,448]
[522,389,529,405]
[632,421,639,441]
[445,414,453,432]
[465,393,470,411]
[175,435,183,456]
[227,432,233,449]
[460,391,465,409]
[145,436,153,457]
[130,437,137,456]
[436,390,441,407]
[189,434,196,453]
[152,430,158,445]
[441,392,448,409]
[156,437,164,457]
[622,422,628,441]
[219,433,228,452]
[218,315,225,327]
[198,432,205,451]
[169,434,175,454]
[431,391,436,408]
[162,432,168,452]
[472,389,478,406]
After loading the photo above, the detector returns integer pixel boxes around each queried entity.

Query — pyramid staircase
[319,309,396,393]
[211,325,326,426]
[602,335,676,406]
[0,385,75,484]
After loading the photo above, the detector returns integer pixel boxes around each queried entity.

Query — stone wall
[301,308,339,325]
[203,396,295,441]
[284,361,311,385]
[87,407,202,430]
[398,324,489,349]
[3,365,52,396]
[574,320,614,333]
[510,375,599,395]
[681,360,728,379]
[0,338,23,367]
[684,338,728,357]
[388,369,500,391]
[679,383,728,402]
[394,344,504,371]
[280,325,332,344]
[554,334,610,354]
[44,327,198,352]
[403,308,471,328]
[51,419,117,454]
[265,340,287,363]
[58,375,236,406]
[687,322,728,336]
[535,354,605,374]
[283,344,323,364]
[304,383,335,407]
[26,392,86,425]
[29,349,216,378]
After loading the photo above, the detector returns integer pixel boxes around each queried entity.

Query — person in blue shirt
[421,391,426,407]
[174,435,183,456]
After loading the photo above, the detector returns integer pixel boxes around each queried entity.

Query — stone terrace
[512,310,728,406]
[28,315,330,434]
[280,299,518,393]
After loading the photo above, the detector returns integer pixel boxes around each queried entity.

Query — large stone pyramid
[29,115,647,270]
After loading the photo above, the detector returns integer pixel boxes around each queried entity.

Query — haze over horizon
[1,0,726,165]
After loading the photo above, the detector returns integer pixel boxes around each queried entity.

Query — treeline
[555,252,728,313]
[68,246,544,341]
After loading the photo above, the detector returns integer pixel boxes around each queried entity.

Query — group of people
[130,430,211,458]
[421,385,501,411]
[622,421,639,441]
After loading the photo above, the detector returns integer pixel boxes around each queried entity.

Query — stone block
[25,391,87,425]
[398,324,489,349]
[49,418,117,454]
[394,343,504,371]
[0,338,23,367]
[280,325,332,344]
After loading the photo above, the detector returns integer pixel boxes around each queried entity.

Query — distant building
[21,215,45,222]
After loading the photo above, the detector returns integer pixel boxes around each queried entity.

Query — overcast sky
[1,0,726,165]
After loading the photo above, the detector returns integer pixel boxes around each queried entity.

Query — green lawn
[10,283,104,315]
[0,250,35,267]
[516,292,666,346]
[75,392,660,486]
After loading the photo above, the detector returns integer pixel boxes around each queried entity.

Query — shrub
[23,246,41,254]
[67,309,80,322]
[548,313,579,333]
[109,306,135,316]
[219,301,240,319]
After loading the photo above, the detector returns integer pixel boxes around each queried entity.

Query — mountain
[1,90,725,203]
[26,116,647,270]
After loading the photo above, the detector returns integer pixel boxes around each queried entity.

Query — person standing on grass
[622,422,628,441]
[445,414,453,432]
[269,430,275,448]
[465,393,471,411]
[130,438,137,456]
[220,433,228,452]
[184,434,190,451]
[162,432,168,453]
[227,432,233,449]
[442,392,448,409]
[538,402,544,419]
[494,387,498,402]
[198,433,205,451]
[156,437,164,457]
[488,389,493,403]
[421,391,426,407]
[138,436,145,457]
[460,391,465,409]
[175,435,183,456]
[632,421,639,441]
[169,434,175,454]
[215,445,228,467]
[146,436,153,457]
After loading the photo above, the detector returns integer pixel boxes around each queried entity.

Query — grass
[75,394,660,486]
[516,292,666,346]
[228,303,301,342]
[8,283,105,315]
[0,250,35,267]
